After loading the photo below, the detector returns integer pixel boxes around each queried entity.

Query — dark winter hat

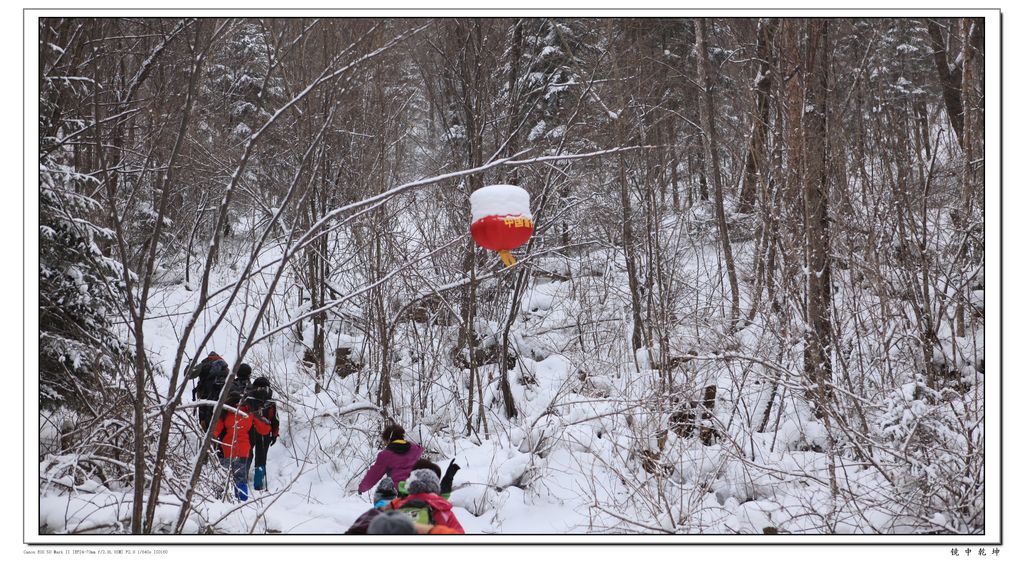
[248,376,272,402]
[368,511,416,534]
[237,364,252,380]
[413,459,442,479]
[406,468,441,496]
[374,476,397,503]
[381,423,405,442]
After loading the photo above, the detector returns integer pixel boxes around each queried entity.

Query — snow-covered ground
[37,216,983,535]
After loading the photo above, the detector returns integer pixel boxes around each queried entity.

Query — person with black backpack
[245,375,280,491]
[189,352,230,431]
[233,363,253,398]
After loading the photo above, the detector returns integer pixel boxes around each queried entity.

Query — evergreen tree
[39,170,126,411]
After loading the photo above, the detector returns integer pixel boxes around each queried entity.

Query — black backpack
[196,355,229,400]
[229,376,250,398]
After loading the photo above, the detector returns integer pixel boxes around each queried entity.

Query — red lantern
[470,185,533,266]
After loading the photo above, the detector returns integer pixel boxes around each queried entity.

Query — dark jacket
[357,440,424,493]
[344,508,382,535]
[191,354,227,400]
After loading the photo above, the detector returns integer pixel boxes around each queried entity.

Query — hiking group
[190,352,466,534]
[190,352,280,501]
[346,423,464,534]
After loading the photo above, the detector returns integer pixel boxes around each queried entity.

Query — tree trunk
[777,19,806,308]
[602,21,646,357]
[667,119,681,212]
[802,19,834,419]
[501,19,524,185]
[375,231,392,408]
[461,239,481,432]
[695,18,741,328]
[738,18,778,215]
[955,17,983,338]
[926,19,965,148]
[619,137,645,356]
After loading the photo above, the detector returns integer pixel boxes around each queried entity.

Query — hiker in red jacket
[213,392,271,501]
[357,424,423,494]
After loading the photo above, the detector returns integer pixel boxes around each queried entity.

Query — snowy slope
[39,218,983,536]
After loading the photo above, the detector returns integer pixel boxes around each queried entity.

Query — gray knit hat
[368,511,416,534]
[373,476,397,504]
[406,468,441,495]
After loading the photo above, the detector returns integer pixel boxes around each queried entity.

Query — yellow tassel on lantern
[498,249,517,267]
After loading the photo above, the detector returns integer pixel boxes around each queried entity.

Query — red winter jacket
[214,404,270,458]
[387,493,465,534]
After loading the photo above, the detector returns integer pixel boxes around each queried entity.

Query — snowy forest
[37,16,986,536]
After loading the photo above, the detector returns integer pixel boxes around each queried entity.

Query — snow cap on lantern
[470,184,532,222]
[470,184,533,266]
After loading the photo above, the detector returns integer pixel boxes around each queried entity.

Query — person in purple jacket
[357,423,424,494]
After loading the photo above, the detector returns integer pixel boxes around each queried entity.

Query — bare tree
[695,19,741,328]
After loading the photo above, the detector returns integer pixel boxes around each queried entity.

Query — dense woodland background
[38,17,986,535]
